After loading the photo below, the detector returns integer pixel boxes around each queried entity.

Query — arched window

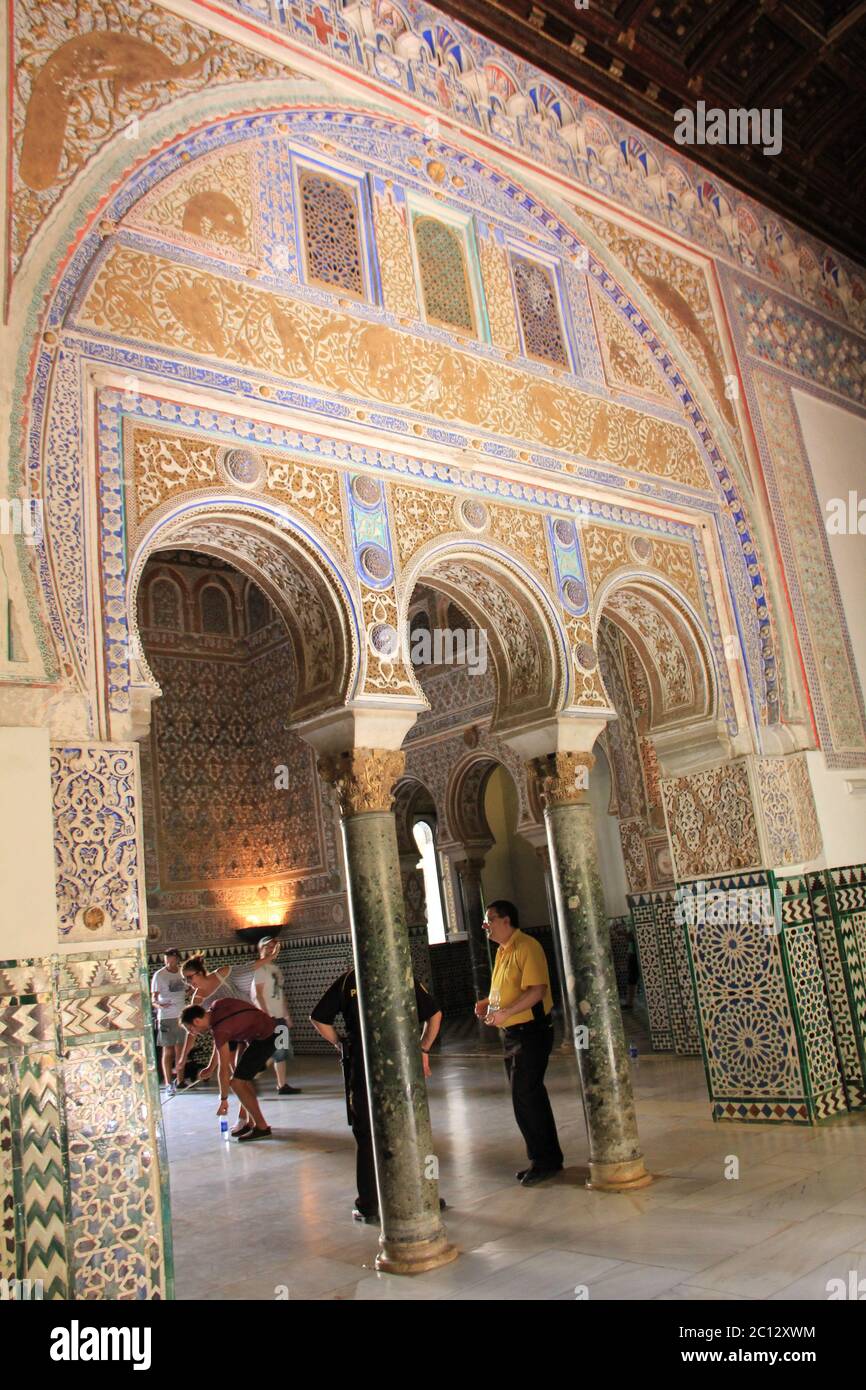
[511,255,569,366]
[413,216,475,333]
[298,170,365,297]
[150,577,182,631]
[200,584,230,634]
[413,819,447,945]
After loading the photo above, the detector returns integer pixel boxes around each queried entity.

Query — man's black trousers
[348,1066,378,1217]
[503,1017,563,1171]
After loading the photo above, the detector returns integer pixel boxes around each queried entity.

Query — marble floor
[164,1022,866,1301]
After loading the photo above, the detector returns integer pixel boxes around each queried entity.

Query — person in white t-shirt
[251,937,302,1095]
[151,949,187,1091]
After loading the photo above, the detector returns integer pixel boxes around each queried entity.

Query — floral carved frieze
[51,743,145,942]
[78,246,709,488]
[661,759,761,881]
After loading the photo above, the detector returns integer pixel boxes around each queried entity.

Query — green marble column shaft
[536,752,650,1190]
[537,845,575,1052]
[455,858,491,1001]
[335,774,455,1273]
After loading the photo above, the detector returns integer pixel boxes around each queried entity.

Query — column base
[375,1229,459,1276]
[586,1157,653,1192]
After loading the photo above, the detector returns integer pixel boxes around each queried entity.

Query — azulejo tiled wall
[678,868,866,1125]
[0,945,172,1299]
[627,891,700,1056]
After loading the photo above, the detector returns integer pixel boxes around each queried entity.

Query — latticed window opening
[299,170,365,297]
[413,216,475,333]
[150,578,181,631]
[511,255,569,367]
[201,585,231,635]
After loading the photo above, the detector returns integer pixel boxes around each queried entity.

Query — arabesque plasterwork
[8,0,291,279]
[77,245,708,490]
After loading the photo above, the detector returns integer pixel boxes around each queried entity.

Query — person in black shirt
[310,968,443,1223]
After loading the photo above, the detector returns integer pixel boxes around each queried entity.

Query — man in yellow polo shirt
[474,899,564,1186]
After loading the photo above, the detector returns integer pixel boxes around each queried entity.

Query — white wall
[0,727,57,957]
[792,390,866,866]
[794,389,866,697]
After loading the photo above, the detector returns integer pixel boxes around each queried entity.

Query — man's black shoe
[520,1166,562,1187]
[515,1168,531,1182]
[277,1084,303,1095]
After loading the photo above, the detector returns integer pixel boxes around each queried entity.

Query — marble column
[535,843,574,1052]
[318,748,457,1275]
[454,856,491,1002]
[532,750,651,1192]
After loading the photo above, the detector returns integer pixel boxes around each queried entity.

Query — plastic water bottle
[220,1118,229,1143]
[628,1043,639,1070]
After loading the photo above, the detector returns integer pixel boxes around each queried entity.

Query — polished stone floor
[164,1019,866,1301]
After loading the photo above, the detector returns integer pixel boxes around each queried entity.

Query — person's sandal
[231,1120,253,1137]
[237,1126,272,1141]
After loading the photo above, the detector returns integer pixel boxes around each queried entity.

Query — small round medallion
[574,641,598,672]
[562,577,587,611]
[222,448,264,489]
[460,498,488,531]
[369,623,399,658]
[359,544,391,582]
[351,475,382,507]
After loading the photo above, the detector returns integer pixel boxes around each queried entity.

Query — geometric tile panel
[609,917,630,998]
[682,868,866,1124]
[679,870,815,1124]
[806,865,866,1109]
[779,918,847,1120]
[65,1037,167,1300]
[0,999,55,1054]
[654,894,701,1056]
[0,945,171,1299]
[779,874,866,1111]
[627,892,674,1051]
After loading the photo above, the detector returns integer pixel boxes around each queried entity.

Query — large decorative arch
[400,536,571,735]
[128,497,361,724]
[16,97,790,753]
[593,572,717,736]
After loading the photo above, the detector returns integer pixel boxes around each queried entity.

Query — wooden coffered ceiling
[435,0,866,262]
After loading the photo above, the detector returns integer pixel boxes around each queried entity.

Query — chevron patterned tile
[57,955,140,994]
[0,999,55,1054]
[18,1057,68,1300]
[0,1062,14,1281]
[60,993,143,1039]
[0,964,52,997]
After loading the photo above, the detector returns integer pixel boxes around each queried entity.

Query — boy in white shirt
[251,937,302,1095]
[151,949,187,1091]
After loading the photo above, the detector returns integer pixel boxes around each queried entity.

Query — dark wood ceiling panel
[435,0,866,260]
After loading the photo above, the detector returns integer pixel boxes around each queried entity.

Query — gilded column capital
[317,748,406,816]
[454,857,486,881]
[531,751,595,808]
